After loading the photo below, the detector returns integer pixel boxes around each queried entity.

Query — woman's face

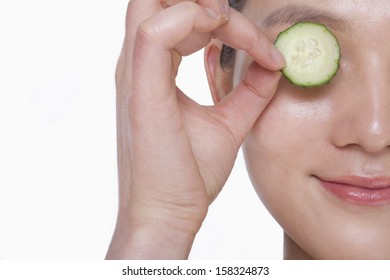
[237,0,390,259]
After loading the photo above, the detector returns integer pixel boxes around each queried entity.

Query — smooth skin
[233,0,390,259]
[107,0,390,260]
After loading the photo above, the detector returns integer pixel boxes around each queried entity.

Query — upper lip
[316,176,390,190]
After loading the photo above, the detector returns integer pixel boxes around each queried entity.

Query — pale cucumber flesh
[274,22,341,88]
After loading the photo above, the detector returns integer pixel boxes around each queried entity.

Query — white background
[0,0,282,259]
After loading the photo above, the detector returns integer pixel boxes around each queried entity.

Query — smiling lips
[317,176,390,206]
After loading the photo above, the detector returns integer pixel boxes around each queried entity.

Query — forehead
[242,0,390,31]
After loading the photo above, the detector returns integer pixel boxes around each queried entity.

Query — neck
[283,233,314,260]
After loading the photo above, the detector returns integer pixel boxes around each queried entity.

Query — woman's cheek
[248,80,334,154]
[243,84,337,242]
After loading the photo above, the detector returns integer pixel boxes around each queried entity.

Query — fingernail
[220,0,230,20]
[205,7,220,20]
[271,46,286,68]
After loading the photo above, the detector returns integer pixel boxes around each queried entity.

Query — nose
[331,58,390,154]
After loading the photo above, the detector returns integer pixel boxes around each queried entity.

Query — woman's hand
[106,0,284,259]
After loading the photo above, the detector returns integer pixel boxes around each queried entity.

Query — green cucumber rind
[274,22,341,88]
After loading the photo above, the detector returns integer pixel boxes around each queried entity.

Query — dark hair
[220,0,247,69]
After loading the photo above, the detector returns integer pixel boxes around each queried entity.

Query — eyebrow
[261,4,351,33]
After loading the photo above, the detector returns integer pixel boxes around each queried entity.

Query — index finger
[214,8,285,70]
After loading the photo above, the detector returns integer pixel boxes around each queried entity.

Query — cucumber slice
[274,22,341,88]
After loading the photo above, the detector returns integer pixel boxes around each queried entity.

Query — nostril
[332,125,390,154]
[358,136,390,154]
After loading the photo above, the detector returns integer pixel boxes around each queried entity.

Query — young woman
[106,0,390,259]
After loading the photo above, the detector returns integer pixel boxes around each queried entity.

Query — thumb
[210,62,282,146]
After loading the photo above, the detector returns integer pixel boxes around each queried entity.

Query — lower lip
[318,179,390,206]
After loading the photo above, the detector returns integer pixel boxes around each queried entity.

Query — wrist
[106,216,198,260]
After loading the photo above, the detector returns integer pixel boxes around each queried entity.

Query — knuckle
[135,20,167,46]
[136,19,178,51]
[136,22,159,46]
[244,34,258,53]
[242,78,263,98]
